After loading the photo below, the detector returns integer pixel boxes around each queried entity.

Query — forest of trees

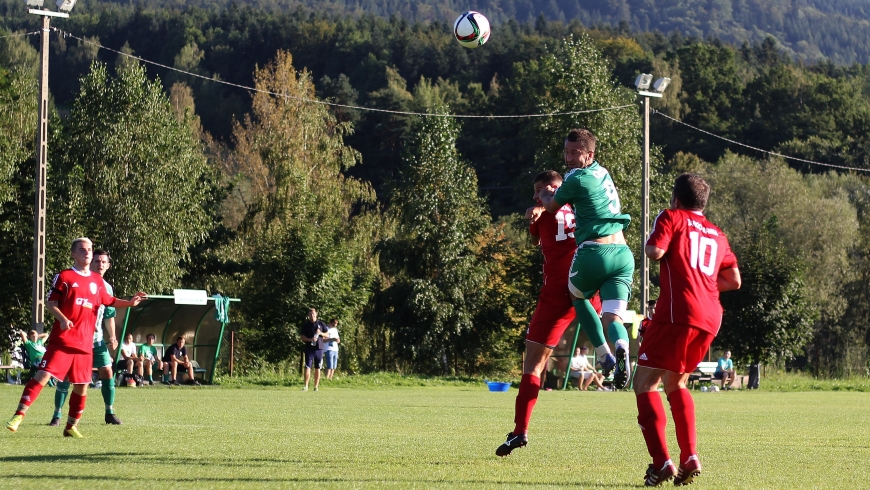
[1,1,869,378]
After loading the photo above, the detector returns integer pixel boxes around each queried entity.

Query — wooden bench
[688,362,747,389]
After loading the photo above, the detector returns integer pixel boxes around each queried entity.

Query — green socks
[572,298,607,348]
[53,381,70,419]
[607,320,630,346]
[101,378,115,414]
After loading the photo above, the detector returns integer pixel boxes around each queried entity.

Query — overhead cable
[55,28,635,119]
[654,109,870,173]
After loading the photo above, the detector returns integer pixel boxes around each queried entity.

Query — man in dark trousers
[300,308,328,392]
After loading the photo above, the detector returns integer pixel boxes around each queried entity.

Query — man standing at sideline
[496,170,601,457]
[633,174,741,486]
[539,128,635,390]
[50,249,126,426]
[300,308,328,391]
[7,238,146,437]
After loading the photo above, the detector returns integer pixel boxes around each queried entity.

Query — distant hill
[93,0,870,64]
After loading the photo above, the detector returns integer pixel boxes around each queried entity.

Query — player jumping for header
[539,128,634,390]
[496,170,601,457]
[634,173,741,486]
[6,238,146,438]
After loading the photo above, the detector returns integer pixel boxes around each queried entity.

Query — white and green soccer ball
[453,11,491,48]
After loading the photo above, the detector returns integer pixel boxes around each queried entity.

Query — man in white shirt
[568,346,605,391]
[324,318,341,380]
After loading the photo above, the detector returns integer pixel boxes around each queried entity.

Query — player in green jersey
[50,249,124,426]
[539,128,634,389]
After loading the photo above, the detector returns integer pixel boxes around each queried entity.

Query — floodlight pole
[636,89,662,319]
[29,8,68,333]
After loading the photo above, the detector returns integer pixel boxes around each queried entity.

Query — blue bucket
[487,381,511,392]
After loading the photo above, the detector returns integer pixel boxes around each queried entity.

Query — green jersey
[93,280,116,346]
[139,344,158,362]
[554,161,631,244]
[24,338,46,362]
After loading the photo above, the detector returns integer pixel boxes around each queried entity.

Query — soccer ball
[710,385,720,392]
[700,386,708,392]
[453,11,490,48]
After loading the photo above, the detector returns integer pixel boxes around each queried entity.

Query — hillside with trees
[1,1,869,378]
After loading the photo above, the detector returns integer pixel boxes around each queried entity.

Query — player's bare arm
[538,185,562,213]
[46,300,73,330]
[645,244,666,261]
[717,267,742,292]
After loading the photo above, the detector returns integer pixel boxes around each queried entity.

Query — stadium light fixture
[634,74,653,91]
[653,77,671,94]
[56,0,76,12]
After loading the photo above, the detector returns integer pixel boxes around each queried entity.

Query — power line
[55,28,635,119]
[0,31,40,40]
[654,109,870,173]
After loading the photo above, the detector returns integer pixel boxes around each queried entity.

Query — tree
[57,62,215,295]
[717,217,816,365]
[370,109,514,374]
[232,51,380,367]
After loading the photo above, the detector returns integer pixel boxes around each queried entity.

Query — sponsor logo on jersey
[639,353,648,360]
[72,282,79,288]
[89,282,97,294]
[75,298,94,309]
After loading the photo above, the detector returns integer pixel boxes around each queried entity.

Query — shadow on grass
[0,453,635,487]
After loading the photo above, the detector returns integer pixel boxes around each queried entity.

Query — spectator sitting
[714,350,736,390]
[568,346,607,391]
[163,336,199,386]
[18,329,49,376]
[118,333,141,382]
[138,334,164,386]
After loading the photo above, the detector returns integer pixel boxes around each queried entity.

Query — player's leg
[634,366,676,485]
[8,347,72,432]
[50,379,70,426]
[170,360,179,384]
[144,359,153,384]
[94,343,121,424]
[597,244,635,389]
[62,353,92,438]
[497,291,573,457]
[567,248,615,370]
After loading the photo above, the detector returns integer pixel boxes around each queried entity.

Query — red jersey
[530,204,577,288]
[47,268,116,354]
[647,209,737,334]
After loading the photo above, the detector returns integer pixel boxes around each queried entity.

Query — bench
[113,359,207,385]
[688,362,747,389]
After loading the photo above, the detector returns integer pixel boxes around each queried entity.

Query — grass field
[0,383,868,489]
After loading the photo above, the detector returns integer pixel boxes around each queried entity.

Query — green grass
[0,383,868,489]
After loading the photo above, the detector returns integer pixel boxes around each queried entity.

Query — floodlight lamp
[635,74,653,91]
[56,0,76,12]
[25,0,45,7]
[653,77,671,94]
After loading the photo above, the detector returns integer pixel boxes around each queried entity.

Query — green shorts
[93,342,113,369]
[568,243,634,301]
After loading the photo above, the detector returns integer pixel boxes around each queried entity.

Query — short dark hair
[533,170,562,185]
[147,333,156,340]
[580,345,588,350]
[330,318,338,323]
[565,129,596,152]
[93,249,111,262]
[647,299,657,306]
[176,336,184,341]
[673,173,710,210]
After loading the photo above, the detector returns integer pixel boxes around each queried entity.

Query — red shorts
[526,286,602,348]
[637,320,714,374]
[39,345,93,384]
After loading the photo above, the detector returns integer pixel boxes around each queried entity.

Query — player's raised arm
[112,292,148,308]
[538,185,562,213]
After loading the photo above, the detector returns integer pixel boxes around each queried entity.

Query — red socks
[636,391,670,467]
[15,379,45,416]
[668,388,697,464]
[66,392,87,429]
[513,374,541,435]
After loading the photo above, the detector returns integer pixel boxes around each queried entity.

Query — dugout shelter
[112,292,239,383]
